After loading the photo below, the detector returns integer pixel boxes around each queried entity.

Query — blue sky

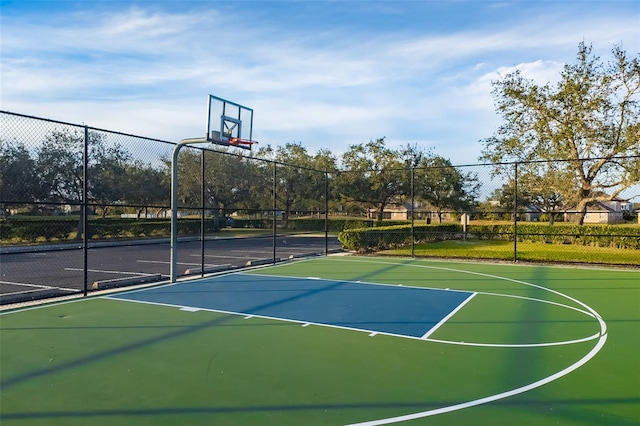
[1,0,639,164]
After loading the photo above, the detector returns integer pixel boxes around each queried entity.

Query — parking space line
[191,254,257,260]
[136,260,209,266]
[64,268,159,276]
[0,280,77,292]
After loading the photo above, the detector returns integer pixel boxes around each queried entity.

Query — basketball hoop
[229,137,258,148]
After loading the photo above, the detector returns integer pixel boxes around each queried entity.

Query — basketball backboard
[207,95,255,150]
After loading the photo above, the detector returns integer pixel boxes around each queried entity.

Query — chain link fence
[0,111,338,305]
[337,160,639,265]
[1,111,639,305]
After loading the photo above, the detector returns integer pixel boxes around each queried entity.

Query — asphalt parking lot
[0,235,342,305]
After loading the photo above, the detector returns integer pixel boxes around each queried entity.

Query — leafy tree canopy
[480,42,640,224]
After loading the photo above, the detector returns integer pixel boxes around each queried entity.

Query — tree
[257,142,329,222]
[337,138,408,220]
[36,130,88,203]
[202,149,259,216]
[518,162,572,224]
[123,161,169,219]
[0,140,38,210]
[488,181,533,221]
[480,42,640,224]
[35,129,131,237]
[413,155,480,223]
[164,146,268,220]
[92,145,132,217]
[167,147,203,210]
[309,149,338,215]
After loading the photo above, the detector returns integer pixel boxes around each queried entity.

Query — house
[564,200,624,224]
[522,205,543,222]
[367,202,457,222]
[620,201,634,213]
[484,199,543,222]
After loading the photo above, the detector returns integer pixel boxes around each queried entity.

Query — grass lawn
[383,240,640,266]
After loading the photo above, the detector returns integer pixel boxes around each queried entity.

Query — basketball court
[2,256,637,425]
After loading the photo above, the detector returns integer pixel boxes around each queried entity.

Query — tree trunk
[575,189,591,225]
[574,200,588,225]
[76,208,84,241]
[282,201,292,228]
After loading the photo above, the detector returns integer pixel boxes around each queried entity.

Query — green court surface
[1,256,638,425]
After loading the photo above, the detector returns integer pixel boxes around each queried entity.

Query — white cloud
[1,1,638,168]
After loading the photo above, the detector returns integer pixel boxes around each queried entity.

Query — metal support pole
[324,171,329,256]
[513,162,518,262]
[411,166,415,258]
[200,150,206,277]
[272,162,277,263]
[171,137,210,283]
[82,126,89,296]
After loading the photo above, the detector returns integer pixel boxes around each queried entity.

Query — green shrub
[4,219,76,242]
[339,224,462,252]
[337,222,640,252]
[232,219,271,229]
[286,218,380,232]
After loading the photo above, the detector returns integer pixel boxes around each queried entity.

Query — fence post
[324,171,329,256]
[82,126,89,296]
[272,162,277,263]
[513,162,518,262]
[411,166,415,258]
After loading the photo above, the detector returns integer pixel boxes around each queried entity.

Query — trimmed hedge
[0,217,219,243]
[472,223,640,249]
[286,218,412,232]
[0,220,76,242]
[230,219,272,229]
[229,218,408,232]
[338,223,640,252]
[339,224,462,251]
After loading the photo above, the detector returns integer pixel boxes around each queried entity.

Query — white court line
[3,254,611,426]
[248,272,473,295]
[347,338,609,426]
[115,271,601,347]
[191,254,257,260]
[421,292,477,340]
[136,260,216,266]
[107,296,434,342]
[472,291,595,318]
[105,262,608,426]
[317,257,609,426]
[225,250,283,255]
[425,333,601,348]
[2,288,72,297]
[65,268,159,276]
[0,280,77,292]
[91,274,167,284]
